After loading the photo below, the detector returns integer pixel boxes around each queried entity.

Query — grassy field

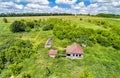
[0,16,120,78]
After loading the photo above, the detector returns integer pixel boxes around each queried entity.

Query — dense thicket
[0,40,35,71]
[10,21,26,32]
[1,17,120,78]
[42,24,54,31]
[52,19,120,49]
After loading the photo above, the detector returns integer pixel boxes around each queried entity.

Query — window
[79,54,81,56]
[67,54,70,56]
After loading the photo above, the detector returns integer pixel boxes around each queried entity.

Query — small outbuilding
[49,49,58,58]
[66,42,84,59]
[45,38,53,48]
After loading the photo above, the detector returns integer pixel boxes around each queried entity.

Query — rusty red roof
[66,43,83,54]
[49,50,58,55]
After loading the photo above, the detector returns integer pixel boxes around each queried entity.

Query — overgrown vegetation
[0,16,120,78]
[3,18,8,23]
[10,21,26,32]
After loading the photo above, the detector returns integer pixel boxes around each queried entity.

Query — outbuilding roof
[66,43,83,54]
[49,49,58,55]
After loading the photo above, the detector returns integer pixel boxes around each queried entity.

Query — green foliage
[111,26,120,35]
[96,35,111,47]
[86,19,113,28]
[0,39,35,72]
[3,18,8,23]
[5,40,35,63]
[9,63,22,76]
[0,40,16,69]
[21,73,31,78]
[42,24,54,31]
[0,69,11,78]
[96,13,120,18]
[112,37,120,50]
[80,18,83,21]
[13,40,33,48]
[0,16,120,78]
[26,21,34,28]
[53,19,94,46]
[25,26,31,32]
[72,35,93,46]
[10,21,26,32]
[78,69,95,78]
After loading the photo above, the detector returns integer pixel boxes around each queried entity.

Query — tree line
[0,13,120,18]
[0,13,73,17]
[95,13,120,18]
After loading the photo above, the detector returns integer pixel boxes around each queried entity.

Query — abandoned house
[49,49,58,58]
[66,42,84,59]
[45,38,53,48]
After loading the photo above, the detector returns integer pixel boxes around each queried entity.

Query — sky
[0,0,120,14]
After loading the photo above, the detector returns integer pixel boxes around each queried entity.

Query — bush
[78,69,95,78]
[10,21,26,32]
[26,21,34,28]
[13,40,33,48]
[9,63,23,76]
[3,18,8,23]
[25,26,31,32]
[97,35,111,47]
[42,24,54,31]
[80,18,83,21]
[21,72,31,78]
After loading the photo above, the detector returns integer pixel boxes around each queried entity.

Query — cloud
[23,3,50,13]
[55,0,77,5]
[0,1,23,9]
[51,6,75,13]
[0,1,24,13]
[25,3,49,9]
[72,2,98,14]
[72,2,85,9]
[0,0,120,14]
[8,0,49,4]
[112,1,120,7]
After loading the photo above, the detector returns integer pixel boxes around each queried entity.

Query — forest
[0,13,120,18]
[0,16,120,78]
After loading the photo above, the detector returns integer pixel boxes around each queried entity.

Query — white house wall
[66,53,83,59]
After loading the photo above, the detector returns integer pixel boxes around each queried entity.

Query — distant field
[0,15,118,22]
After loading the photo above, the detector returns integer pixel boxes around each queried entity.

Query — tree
[3,18,8,23]
[10,21,26,32]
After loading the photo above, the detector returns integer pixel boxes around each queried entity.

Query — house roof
[49,49,58,55]
[66,43,83,54]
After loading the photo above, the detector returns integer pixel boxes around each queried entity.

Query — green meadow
[0,16,120,78]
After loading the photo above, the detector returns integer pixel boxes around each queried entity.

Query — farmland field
[0,16,120,78]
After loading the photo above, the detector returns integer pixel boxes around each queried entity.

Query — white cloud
[0,0,120,14]
[72,2,85,9]
[25,3,49,9]
[11,0,49,4]
[51,6,74,13]
[72,2,98,14]
[0,2,24,13]
[112,1,120,7]
[55,0,77,5]
[0,1,23,9]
